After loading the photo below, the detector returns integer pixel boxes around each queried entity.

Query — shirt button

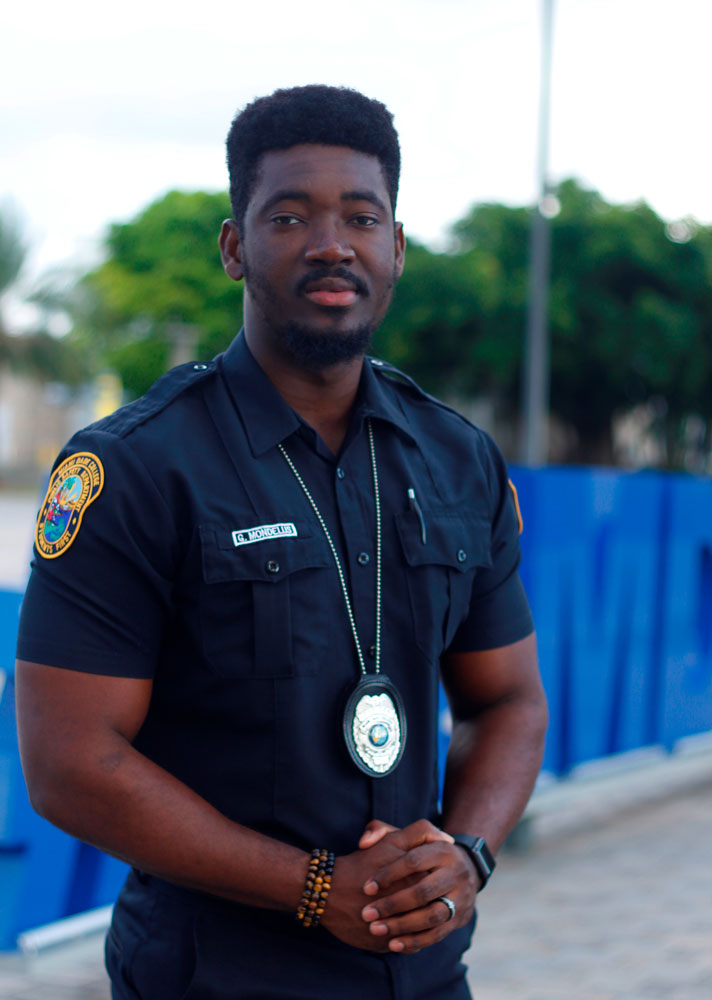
[266,560,280,574]
[357,551,370,566]
[367,644,376,658]
[457,549,467,563]
[336,467,346,480]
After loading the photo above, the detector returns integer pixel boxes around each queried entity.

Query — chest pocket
[199,521,332,678]
[395,510,492,661]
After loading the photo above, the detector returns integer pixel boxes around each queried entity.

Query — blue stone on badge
[369,723,389,747]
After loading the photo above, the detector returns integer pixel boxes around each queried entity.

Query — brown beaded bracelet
[296,848,334,928]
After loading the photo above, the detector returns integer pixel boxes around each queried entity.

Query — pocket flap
[200,520,332,583]
[395,510,492,572]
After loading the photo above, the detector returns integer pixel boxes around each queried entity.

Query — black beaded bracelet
[296,848,334,928]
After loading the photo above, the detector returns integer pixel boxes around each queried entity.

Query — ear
[219,219,244,282]
[394,222,406,280]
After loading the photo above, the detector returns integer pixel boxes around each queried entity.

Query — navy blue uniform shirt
[18,333,533,998]
[18,332,532,852]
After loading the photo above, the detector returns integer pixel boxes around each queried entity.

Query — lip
[304,289,358,307]
[302,277,359,308]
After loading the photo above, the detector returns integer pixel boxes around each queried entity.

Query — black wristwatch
[451,834,496,890]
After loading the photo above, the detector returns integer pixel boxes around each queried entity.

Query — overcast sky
[2,0,711,326]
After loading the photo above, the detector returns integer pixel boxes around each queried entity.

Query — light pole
[520,0,555,466]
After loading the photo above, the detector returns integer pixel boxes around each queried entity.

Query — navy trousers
[106,870,475,1000]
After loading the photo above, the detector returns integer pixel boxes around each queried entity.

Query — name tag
[232,522,298,547]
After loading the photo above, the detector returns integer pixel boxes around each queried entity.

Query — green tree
[73,191,243,397]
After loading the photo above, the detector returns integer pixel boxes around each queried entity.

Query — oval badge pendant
[343,675,407,777]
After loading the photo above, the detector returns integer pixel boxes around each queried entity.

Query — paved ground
[0,755,710,1000]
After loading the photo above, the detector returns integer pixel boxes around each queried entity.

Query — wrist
[450,834,496,891]
[295,848,334,928]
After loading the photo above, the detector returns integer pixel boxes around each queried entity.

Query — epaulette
[367,356,429,394]
[91,360,218,438]
[368,356,485,435]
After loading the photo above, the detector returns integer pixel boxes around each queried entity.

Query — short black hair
[226,85,400,225]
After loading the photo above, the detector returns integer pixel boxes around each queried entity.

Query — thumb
[358,819,398,849]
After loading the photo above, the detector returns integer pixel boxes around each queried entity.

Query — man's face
[220,144,405,370]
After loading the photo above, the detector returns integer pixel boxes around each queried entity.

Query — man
[15,85,547,999]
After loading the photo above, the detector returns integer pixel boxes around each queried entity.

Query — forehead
[250,144,390,210]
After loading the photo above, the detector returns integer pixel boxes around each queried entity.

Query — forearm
[441,692,547,852]
[24,730,309,912]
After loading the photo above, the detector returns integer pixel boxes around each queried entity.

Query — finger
[364,841,453,896]
[358,820,398,850]
[376,819,454,853]
[362,870,451,922]
[368,897,455,940]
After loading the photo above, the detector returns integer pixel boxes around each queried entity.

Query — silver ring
[436,895,456,922]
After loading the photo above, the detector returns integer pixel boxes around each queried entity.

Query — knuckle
[405,851,421,871]
[414,883,431,906]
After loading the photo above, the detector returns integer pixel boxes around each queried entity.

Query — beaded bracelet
[296,848,334,928]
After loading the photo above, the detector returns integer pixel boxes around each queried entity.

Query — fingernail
[371,922,388,935]
[364,880,379,894]
[362,906,379,921]
[389,940,404,952]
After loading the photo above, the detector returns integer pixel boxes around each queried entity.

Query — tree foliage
[72,191,243,397]
[66,181,712,467]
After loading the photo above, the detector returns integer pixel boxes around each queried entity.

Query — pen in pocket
[407,487,427,545]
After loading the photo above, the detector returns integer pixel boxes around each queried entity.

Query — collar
[219,332,419,456]
[352,356,420,446]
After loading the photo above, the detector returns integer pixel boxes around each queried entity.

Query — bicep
[15,660,153,779]
[440,632,542,720]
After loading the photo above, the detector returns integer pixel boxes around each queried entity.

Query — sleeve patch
[35,452,105,559]
[508,478,524,534]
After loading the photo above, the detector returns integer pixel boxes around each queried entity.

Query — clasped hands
[321,819,479,955]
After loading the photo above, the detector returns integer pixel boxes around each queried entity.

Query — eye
[352,215,378,227]
[271,214,302,225]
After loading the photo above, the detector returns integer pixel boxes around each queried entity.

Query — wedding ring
[436,895,456,922]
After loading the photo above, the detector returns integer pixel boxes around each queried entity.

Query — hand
[358,817,454,851]
[359,820,479,954]
[321,836,408,951]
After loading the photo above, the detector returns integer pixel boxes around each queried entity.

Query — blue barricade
[0,613,129,950]
[511,466,712,774]
[3,467,712,947]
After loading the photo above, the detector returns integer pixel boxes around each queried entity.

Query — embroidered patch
[36,452,105,559]
[508,478,524,534]
[232,522,297,547]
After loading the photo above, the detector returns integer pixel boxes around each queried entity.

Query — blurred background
[1,1,711,996]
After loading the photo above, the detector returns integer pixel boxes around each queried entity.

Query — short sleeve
[16,429,178,677]
[448,434,534,652]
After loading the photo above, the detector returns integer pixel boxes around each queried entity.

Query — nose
[304,221,355,266]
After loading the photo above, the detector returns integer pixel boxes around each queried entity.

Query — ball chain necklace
[278,419,407,777]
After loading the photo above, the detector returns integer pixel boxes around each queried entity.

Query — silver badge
[343,676,407,777]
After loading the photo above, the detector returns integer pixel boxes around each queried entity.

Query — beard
[242,256,394,372]
[280,320,375,371]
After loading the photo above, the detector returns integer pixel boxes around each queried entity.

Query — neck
[244,327,363,454]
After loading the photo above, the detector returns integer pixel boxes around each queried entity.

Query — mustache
[295,267,369,298]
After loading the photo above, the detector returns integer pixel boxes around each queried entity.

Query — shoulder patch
[36,452,105,559]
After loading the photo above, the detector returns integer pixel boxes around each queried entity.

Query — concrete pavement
[0,750,710,1000]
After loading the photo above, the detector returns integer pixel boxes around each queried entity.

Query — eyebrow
[259,188,388,214]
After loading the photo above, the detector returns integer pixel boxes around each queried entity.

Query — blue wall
[2,466,712,947]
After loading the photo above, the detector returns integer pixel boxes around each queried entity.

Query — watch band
[451,834,496,890]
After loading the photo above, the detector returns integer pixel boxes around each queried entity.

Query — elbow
[20,746,87,831]
[22,758,67,826]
